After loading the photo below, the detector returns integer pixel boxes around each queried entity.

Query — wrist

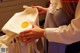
[41,29,45,37]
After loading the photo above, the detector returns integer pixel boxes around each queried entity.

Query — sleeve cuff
[44,28,64,42]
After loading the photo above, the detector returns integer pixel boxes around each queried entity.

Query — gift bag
[0,6,40,53]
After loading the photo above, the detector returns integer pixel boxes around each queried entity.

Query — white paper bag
[0,6,40,53]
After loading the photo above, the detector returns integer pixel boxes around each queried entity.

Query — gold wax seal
[21,22,29,28]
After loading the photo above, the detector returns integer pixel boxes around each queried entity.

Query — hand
[32,6,48,14]
[19,24,45,44]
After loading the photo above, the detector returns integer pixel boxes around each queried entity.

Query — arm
[45,1,80,44]
[19,17,80,44]
[45,14,80,45]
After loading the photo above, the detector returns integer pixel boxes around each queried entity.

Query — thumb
[32,6,35,8]
[32,24,38,28]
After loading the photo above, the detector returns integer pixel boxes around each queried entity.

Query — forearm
[44,18,80,44]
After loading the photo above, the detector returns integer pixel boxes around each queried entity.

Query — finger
[19,29,32,35]
[20,32,33,38]
[23,38,35,44]
[32,6,43,11]
[21,34,35,42]
[21,35,31,39]
[32,24,38,28]
[19,34,25,39]
[32,6,40,9]
[21,38,31,43]
[32,6,36,8]
[22,36,34,42]
[19,37,25,43]
[19,36,31,43]
[19,36,24,41]
[39,11,45,14]
[32,24,36,28]
[32,6,39,8]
